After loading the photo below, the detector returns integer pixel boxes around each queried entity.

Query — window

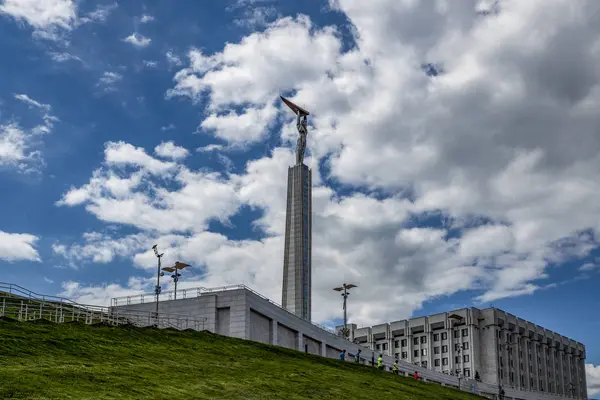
[455,356,461,363]
[421,348,427,356]
[401,339,407,347]
[422,361,428,368]
[441,332,447,340]
[402,352,407,359]
[462,328,468,337]
[464,368,471,377]
[383,343,388,350]
[421,336,427,344]
[455,369,461,375]
[462,342,469,350]
[414,350,419,357]
[413,337,419,345]
[434,333,440,341]
[442,345,448,353]
[434,347,440,355]
[454,330,460,338]
[442,358,448,366]
[376,344,381,350]
[455,343,460,351]
[463,354,469,363]
[394,340,399,348]
[435,359,440,367]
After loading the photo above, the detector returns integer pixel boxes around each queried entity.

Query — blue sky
[1,0,600,394]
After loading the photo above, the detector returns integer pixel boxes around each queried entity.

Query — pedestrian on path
[393,360,399,375]
[377,354,384,371]
[339,349,346,361]
[354,349,361,363]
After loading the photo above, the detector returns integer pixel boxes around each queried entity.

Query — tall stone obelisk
[280,96,312,321]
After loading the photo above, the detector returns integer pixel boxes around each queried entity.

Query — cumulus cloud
[0,0,77,39]
[154,141,190,160]
[56,0,600,328]
[588,363,600,397]
[123,33,151,48]
[0,231,41,262]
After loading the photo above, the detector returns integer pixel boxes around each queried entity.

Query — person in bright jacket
[393,360,399,375]
[339,349,346,361]
[354,349,361,363]
[377,354,383,370]
[413,371,420,380]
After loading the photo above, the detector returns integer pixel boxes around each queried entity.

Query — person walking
[339,349,346,361]
[377,354,384,371]
[392,360,399,375]
[413,371,420,381]
[354,349,362,363]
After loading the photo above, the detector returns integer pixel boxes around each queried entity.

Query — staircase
[0,282,206,331]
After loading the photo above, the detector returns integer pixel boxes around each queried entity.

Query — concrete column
[407,333,413,363]
[297,332,303,351]
[271,320,278,346]
[321,342,326,356]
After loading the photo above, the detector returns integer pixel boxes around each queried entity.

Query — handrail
[0,281,78,305]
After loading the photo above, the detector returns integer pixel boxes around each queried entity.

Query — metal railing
[0,295,206,331]
[112,283,338,335]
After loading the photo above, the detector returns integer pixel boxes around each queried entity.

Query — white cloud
[0,0,77,39]
[196,144,224,152]
[140,14,154,23]
[14,94,51,111]
[97,71,122,91]
[0,231,41,262]
[49,51,82,63]
[579,262,599,272]
[588,363,600,397]
[57,0,600,327]
[123,33,151,48]
[161,123,176,131]
[200,102,278,143]
[154,141,190,160]
[44,277,54,284]
[1,94,58,172]
[165,51,182,67]
[79,2,116,24]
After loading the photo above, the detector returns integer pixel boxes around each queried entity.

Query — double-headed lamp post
[161,261,191,300]
[333,283,357,339]
[152,245,165,322]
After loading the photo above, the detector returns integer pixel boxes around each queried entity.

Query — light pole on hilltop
[162,261,191,300]
[449,314,464,390]
[152,245,165,324]
[333,283,357,339]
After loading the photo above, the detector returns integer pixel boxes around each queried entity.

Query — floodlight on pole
[152,245,165,324]
[333,283,357,339]
[162,261,190,300]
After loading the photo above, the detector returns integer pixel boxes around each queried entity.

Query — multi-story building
[343,307,587,399]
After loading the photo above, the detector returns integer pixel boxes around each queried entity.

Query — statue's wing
[280,96,310,116]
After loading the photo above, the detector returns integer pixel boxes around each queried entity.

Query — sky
[0,0,599,395]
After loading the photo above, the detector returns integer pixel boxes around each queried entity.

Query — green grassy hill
[0,318,484,400]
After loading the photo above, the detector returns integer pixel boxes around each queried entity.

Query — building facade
[343,307,587,399]
[113,286,587,400]
[281,164,312,321]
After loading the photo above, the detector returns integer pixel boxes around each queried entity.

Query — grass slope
[0,319,484,400]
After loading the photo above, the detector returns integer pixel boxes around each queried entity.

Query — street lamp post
[449,314,464,390]
[333,283,357,339]
[152,245,165,324]
[162,261,191,300]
